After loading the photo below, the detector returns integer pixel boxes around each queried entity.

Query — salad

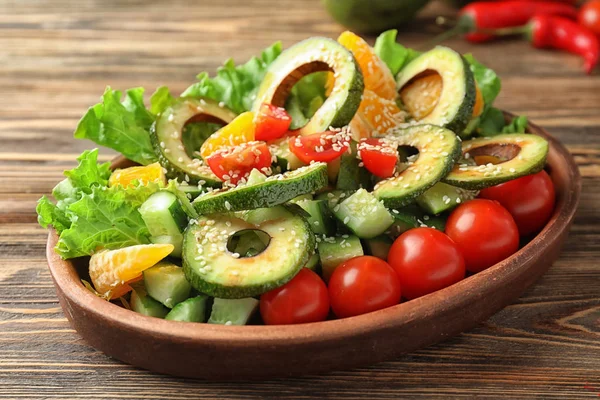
[37,30,554,326]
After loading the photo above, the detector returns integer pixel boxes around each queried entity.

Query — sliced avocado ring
[151,97,237,186]
[183,210,315,298]
[253,37,364,136]
[396,46,476,134]
[373,124,461,208]
[192,162,328,215]
[443,133,549,190]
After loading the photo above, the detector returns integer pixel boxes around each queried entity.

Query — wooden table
[1,0,599,398]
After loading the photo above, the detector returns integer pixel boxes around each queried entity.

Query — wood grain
[0,0,599,398]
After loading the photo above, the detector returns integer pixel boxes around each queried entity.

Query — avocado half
[322,0,431,34]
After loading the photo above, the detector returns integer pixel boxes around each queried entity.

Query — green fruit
[322,0,431,34]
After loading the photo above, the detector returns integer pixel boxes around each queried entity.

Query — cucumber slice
[178,184,205,201]
[373,125,461,208]
[183,212,315,298]
[296,199,336,235]
[151,97,236,186]
[387,206,421,238]
[318,235,363,281]
[165,295,209,322]
[416,182,477,215]
[289,194,313,203]
[397,46,476,134]
[333,189,394,239]
[443,133,549,190]
[363,235,393,261]
[192,162,328,215]
[143,262,192,308]
[208,298,259,326]
[139,191,187,237]
[130,282,169,318]
[269,137,305,172]
[253,37,364,136]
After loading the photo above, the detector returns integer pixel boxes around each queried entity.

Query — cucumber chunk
[269,137,305,172]
[143,262,192,308]
[208,298,259,326]
[363,235,393,261]
[305,252,320,272]
[374,125,461,208]
[387,206,421,237]
[318,235,364,281]
[165,296,209,322]
[443,133,549,190]
[130,282,169,318]
[296,199,336,235]
[333,189,394,239]
[416,182,477,215]
[183,211,315,298]
[336,141,372,191]
[139,191,188,257]
[150,235,183,258]
[192,162,328,215]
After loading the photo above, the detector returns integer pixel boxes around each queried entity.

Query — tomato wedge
[254,103,292,141]
[206,141,272,185]
[288,130,351,164]
[358,138,398,178]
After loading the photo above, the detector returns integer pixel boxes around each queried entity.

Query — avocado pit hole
[226,229,271,258]
[399,71,442,120]
[468,143,521,166]
[183,114,229,159]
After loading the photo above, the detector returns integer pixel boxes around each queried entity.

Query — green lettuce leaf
[463,54,501,117]
[74,87,158,165]
[285,72,328,130]
[63,149,111,194]
[55,185,151,259]
[36,196,71,234]
[182,42,282,114]
[477,107,528,136]
[374,29,421,76]
[502,115,528,133]
[149,86,174,116]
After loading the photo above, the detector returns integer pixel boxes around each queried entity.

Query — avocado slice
[151,97,237,186]
[182,208,315,298]
[444,133,549,190]
[253,37,364,136]
[192,162,328,215]
[397,46,476,134]
[373,124,462,209]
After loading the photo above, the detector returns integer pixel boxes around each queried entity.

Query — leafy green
[477,107,528,136]
[63,149,111,194]
[285,72,329,129]
[464,54,501,117]
[182,42,282,114]
[374,29,421,76]
[37,196,71,234]
[74,87,158,165]
[149,86,174,116]
[55,185,151,259]
[502,115,528,133]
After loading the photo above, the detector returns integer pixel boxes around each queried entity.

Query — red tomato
[254,103,292,141]
[206,141,272,185]
[288,130,350,164]
[387,228,466,300]
[358,138,398,178]
[260,268,330,325]
[328,256,401,318]
[579,0,600,36]
[446,199,519,273]
[479,171,556,237]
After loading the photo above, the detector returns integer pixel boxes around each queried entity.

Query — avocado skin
[322,0,430,34]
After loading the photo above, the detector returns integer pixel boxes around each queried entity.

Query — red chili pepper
[449,1,578,43]
[527,14,600,74]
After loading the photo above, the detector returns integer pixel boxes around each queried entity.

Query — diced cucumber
[318,235,363,281]
[422,214,447,232]
[296,199,336,235]
[269,137,305,172]
[387,206,421,238]
[363,235,393,261]
[143,262,192,308]
[130,282,169,318]
[177,184,205,201]
[333,189,394,239]
[416,182,476,215]
[305,252,320,272]
[139,191,187,256]
[165,295,209,322]
[208,298,259,326]
[246,169,267,185]
[150,235,183,258]
[315,190,354,210]
[336,141,372,191]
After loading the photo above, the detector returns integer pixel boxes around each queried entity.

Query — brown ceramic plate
[46,112,581,380]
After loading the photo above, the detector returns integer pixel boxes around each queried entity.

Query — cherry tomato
[288,130,350,164]
[328,256,401,318]
[260,268,330,325]
[579,0,600,36]
[387,228,465,300]
[358,138,398,178]
[446,199,519,273]
[254,103,292,141]
[206,141,272,185]
[480,171,555,237]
